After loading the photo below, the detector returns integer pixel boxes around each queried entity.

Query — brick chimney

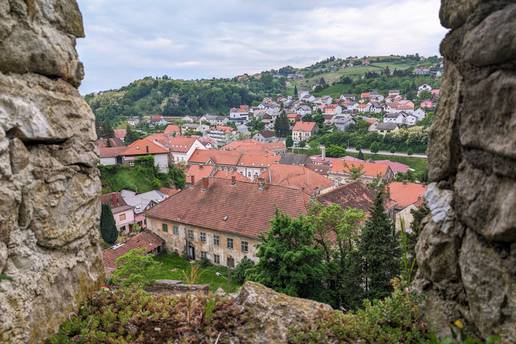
[231,175,236,185]
[190,175,195,185]
[320,145,326,159]
[202,177,209,190]
[111,193,116,206]
[145,145,149,153]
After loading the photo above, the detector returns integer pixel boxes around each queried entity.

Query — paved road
[345,148,428,159]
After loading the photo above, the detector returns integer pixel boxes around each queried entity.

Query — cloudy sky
[77,0,446,94]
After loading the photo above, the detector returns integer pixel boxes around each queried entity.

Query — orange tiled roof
[99,146,126,158]
[146,177,309,239]
[186,164,215,183]
[159,187,181,197]
[164,124,181,134]
[123,138,169,156]
[238,153,280,167]
[188,149,242,165]
[103,231,164,273]
[261,164,332,195]
[222,139,285,154]
[317,181,374,212]
[331,160,391,178]
[387,182,427,209]
[292,121,317,132]
[213,170,251,182]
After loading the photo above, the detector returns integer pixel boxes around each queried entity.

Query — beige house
[292,121,317,144]
[145,177,308,266]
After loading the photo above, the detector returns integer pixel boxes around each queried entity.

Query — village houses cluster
[100,85,435,272]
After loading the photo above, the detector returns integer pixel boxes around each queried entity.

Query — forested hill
[86,73,286,123]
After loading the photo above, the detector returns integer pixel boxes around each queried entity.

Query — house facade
[101,192,135,232]
[292,121,317,144]
[145,177,308,265]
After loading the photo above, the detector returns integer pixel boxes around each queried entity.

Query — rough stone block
[0,0,85,86]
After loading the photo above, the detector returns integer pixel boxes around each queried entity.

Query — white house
[413,108,426,121]
[122,138,170,172]
[334,114,356,132]
[383,112,407,125]
[168,136,206,163]
[418,84,433,96]
[405,114,418,126]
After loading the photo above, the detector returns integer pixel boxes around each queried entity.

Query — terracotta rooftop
[101,192,133,213]
[123,138,169,156]
[159,187,181,197]
[186,164,215,184]
[164,124,181,134]
[103,231,165,274]
[317,182,375,212]
[261,164,333,195]
[99,146,126,158]
[374,160,410,174]
[330,159,391,178]
[146,177,309,239]
[189,149,242,165]
[292,121,317,132]
[222,139,285,154]
[238,153,280,167]
[387,182,427,209]
[213,170,251,182]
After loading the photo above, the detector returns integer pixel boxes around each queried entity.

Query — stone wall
[414,1,516,342]
[0,1,104,342]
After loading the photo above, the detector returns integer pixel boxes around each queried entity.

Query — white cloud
[76,0,446,93]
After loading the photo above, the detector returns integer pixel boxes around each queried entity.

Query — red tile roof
[99,146,126,158]
[374,160,410,174]
[331,160,391,178]
[238,154,280,167]
[123,138,169,156]
[213,170,251,182]
[186,164,215,184]
[146,177,309,239]
[189,149,242,165]
[103,231,165,273]
[222,139,285,154]
[292,121,317,132]
[317,181,375,212]
[164,124,181,134]
[387,182,427,209]
[159,187,181,197]
[101,192,133,213]
[261,164,333,195]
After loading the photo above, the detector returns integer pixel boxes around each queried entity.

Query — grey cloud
[77,0,445,93]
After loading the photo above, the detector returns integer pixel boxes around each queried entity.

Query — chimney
[231,175,236,185]
[258,177,266,191]
[202,177,209,190]
[111,193,116,206]
[145,145,149,153]
[190,175,195,185]
[320,145,326,159]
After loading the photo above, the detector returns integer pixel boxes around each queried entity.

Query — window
[227,256,235,268]
[200,232,206,243]
[201,251,208,260]
[187,230,194,241]
[173,225,179,235]
[162,223,168,232]
[227,238,234,249]
[213,235,220,246]
[241,241,249,253]
[214,254,220,264]
[119,213,126,221]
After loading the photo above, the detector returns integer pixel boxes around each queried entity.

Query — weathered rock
[427,62,461,181]
[0,1,103,342]
[454,161,516,242]
[439,0,482,29]
[235,282,332,343]
[459,229,515,339]
[0,0,84,87]
[414,1,516,342]
[462,4,516,66]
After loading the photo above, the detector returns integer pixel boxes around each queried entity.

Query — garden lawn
[143,253,241,292]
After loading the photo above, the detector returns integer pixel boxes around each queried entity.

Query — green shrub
[233,257,255,284]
